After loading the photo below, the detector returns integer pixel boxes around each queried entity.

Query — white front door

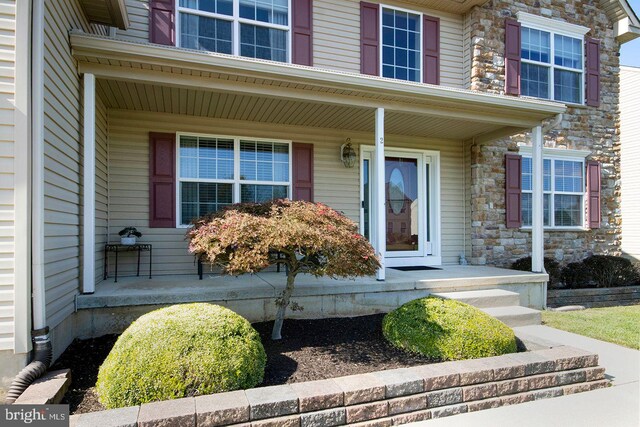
[361,147,440,266]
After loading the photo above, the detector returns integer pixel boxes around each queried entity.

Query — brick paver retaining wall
[70,346,608,427]
[548,286,640,308]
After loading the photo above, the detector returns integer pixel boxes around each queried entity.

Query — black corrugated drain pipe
[5,327,52,404]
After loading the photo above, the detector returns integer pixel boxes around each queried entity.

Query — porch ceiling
[96,79,500,139]
[73,32,566,141]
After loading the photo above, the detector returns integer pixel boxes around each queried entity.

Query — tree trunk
[272,271,297,340]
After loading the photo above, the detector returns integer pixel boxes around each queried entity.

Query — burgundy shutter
[292,0,313,66]
[586,161,601,229]
[292,143,314,202]
[423,15,440,85]
[585,38,600,107]
[505,154,522,228]
[504,18,521,96]
[360,2,379,76]
[150,0,175,45]
[149,132,176,228]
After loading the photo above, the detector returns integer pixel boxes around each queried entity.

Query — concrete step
[431,289,521,309]
[481,306,542,327]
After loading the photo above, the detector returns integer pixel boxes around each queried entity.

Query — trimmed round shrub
[382,297,517,361]
[96,303,266,408]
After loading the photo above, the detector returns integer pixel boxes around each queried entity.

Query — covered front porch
[71,32,565,297]
[75,264,548,338]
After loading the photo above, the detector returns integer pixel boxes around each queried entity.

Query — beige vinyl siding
[313,0,465,89]
[106,110,465,277]
[463,139,472,259]
[621,66,640,261]
[96,96,108,283]
[43,0,106,329]
[0,0,15,351]
[115,0,149,42]
[462,12,471,89]
[313,0,361,73]
[118,1,464,88]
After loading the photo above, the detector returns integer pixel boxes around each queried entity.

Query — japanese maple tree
[187,199,380,339]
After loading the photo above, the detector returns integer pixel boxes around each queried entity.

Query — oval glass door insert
[389,168,405,215]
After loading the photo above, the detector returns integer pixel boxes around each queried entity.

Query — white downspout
[31,0,46,331]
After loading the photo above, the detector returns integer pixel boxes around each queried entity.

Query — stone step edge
[430,289,521,309]
[70,345,602,427]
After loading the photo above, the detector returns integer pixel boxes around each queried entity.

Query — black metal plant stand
[104,243,152,282]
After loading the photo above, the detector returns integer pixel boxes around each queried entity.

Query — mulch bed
[52,314,436,415]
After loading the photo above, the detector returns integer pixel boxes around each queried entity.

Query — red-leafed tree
[187,200,380,339]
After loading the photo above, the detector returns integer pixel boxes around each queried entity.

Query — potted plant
[119,227,142,245]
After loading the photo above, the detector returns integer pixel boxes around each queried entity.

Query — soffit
[393,0,488,14]
[96,79,500,139]
[79,0,129,29]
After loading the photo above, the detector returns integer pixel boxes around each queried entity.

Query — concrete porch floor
[73,265,548,339]
[78,265,548,310]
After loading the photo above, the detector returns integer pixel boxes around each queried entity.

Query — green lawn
[542,305,640,349]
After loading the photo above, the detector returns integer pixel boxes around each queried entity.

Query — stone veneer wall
[69,346,608,427]
[466,0,622,267]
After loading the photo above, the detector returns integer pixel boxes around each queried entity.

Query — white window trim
[176,0,292,63]
[176,132,293,227]
[378,4,424,83]
[517,12,589,106]
[518,146,589,230]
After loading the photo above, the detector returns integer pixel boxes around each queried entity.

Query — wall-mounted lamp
[341,138,357,168]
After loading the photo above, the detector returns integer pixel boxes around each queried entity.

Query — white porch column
[83,73,96,294]
[531,125,544,273]
[374,108,386,280]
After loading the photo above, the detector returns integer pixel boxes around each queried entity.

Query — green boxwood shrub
[560,261,594,289]
[96,303,266,408]
[382,297,517,361]
[582,255,639,288]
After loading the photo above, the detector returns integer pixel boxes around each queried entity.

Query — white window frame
[519,146,590,230]
[517,12,589,105]
[176,0,292,63]
[176,132,293,227]
[378,4,423,83]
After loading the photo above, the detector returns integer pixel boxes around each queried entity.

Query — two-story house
[1,0,638,397]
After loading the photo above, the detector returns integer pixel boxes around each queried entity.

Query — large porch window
[177,0,289,62]
[177,134,291,225]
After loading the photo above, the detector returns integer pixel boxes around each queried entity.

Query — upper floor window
[177,0,289,62]
[381,7,421,82]
[518,12,589,104]
[521,154,585,228]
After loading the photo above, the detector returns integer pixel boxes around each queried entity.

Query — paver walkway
[412,325,640,427]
